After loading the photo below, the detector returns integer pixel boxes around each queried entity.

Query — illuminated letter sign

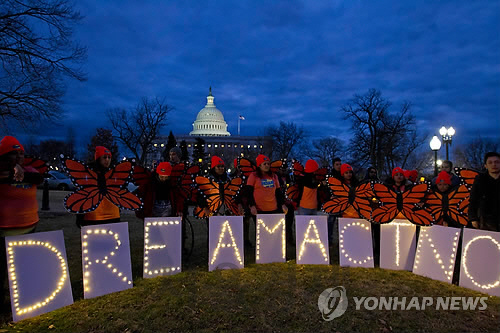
[380,220,417,271]
[208,216,244,271]
[338,218,373,268]
[5,230,73,322]
[81,222,133,299]
[413,225,460,283]
[460,229,500,296]
[256,214,286,264]
[143,217,182,278]
[295,215,329,265]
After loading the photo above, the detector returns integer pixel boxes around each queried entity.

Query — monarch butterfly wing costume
[446,184,471,226]
[351,182,375,221]
[371,183,401,224]
[169,163,186,186]
[455,167,479,190]
[423,191,444,223]
[270,159,283,174]
[293,161,304,177]
[61,157,142,214]
[193,176,224,218]
[23,156,49,176]
[322,177,350,215]
[102,161,143,211]
[314,167,328,182]
[285,183,300,209]
[222,177,244,215]
[237,157,256,178]
[180,164,201,202]
[132,165,152,187]
[400,183,433,226]
[61,157,103,213]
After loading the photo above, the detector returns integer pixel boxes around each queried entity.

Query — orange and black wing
[371,183,399,224]
[132,165,152,187]
[455,168,479,190]
[270,159,284,174]
[170,163,186,186]
[104,161,143,211]
[322,177,350,214]
[424,191,444,222]
[314,167,328,181]
[351,182,375,221]
[23,156,48,176]
[222,177,244,215]
[60,157,102,213]
[447,184,470,226]
[194,176,223,218]
[293,161,304,177]
[180,164,201,202]
[238,157,256,178]
[400,183,434,226]
[285,183,300,209]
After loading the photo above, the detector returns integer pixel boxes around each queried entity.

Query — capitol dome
[189,88,231,136]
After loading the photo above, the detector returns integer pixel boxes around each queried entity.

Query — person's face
[259,161,270,172]
[158,175,169,182]
[343,170,353,180]
[214,164,225,175]
[169,152,180,163]
[485,156,500,174]
[2,151,18,168]
[368,169,377,178]
[394,172,405,184]
[333,161,342,171]
[441,162,452,173]
[436,182,450,193]
[99,155,111,168]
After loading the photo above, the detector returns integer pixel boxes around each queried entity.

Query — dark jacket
[468,172,500,231]
[136,173,184,218]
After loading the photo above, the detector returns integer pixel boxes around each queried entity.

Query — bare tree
[0,0,87,129]
[342,89,424,175]
[266,121,306,160]
[107,97,172,165]
[454,136,500,170]
[304,137,345,167]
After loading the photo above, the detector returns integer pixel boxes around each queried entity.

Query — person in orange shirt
[75,146,121,227]
[0,136,43,307]
[244,154,288,247]
[296,159,324,215]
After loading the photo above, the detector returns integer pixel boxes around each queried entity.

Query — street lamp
[430,136,442,177]
[439,126,455,160]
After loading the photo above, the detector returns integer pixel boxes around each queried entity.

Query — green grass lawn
[1,211,499,332]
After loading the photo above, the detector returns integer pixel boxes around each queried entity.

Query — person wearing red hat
[76,146,120,227]
[244,154,288,247]
[295,159,327,215]
[340,163,359,187]
[384,167,410,193]
[0,136,44,307]
[196,156,243,217]
[432,160,460,189]
[136,161,184,218]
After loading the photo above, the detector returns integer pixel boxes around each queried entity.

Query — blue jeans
[298,207,317,215]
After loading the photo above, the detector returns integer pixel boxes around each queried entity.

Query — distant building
[149,88,272,167]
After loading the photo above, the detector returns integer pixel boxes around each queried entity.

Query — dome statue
[189,87,230,136]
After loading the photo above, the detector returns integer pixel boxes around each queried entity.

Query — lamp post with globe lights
[439,126,455,160]
[430,136,442,177]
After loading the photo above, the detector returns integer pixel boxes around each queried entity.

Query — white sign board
[295,215,330,265]
[143,218,182,278]
[412,225,460,284]
[338,218,374,268]
[380,220,417,271]
[460,229,500,296]
[5,230,73,322]
[208,216,244,271]
[256,214,286,264]
[81,222,133,299]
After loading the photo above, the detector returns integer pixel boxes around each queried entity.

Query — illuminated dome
[189,88,231,136]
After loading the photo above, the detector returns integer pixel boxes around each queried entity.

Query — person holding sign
[469,152,500,231]
[0,136,44,308]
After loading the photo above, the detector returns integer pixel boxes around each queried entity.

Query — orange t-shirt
[247,172,279,212]
[0,183,39,229]
[300,186,317,210]
[84,197,120,221]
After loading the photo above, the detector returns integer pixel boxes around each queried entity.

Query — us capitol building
[150,88,272,166]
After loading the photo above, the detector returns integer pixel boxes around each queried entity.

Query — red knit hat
[256,154,270,167]
[211,155,224,167]
[406,170,418,182]
[392,167,405,178]
[436,170,451,185]
[0,136,24,156]
[156,162,172,176]
[304,159,319,173]
[340,163,353,176]
[94,146,112,161]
